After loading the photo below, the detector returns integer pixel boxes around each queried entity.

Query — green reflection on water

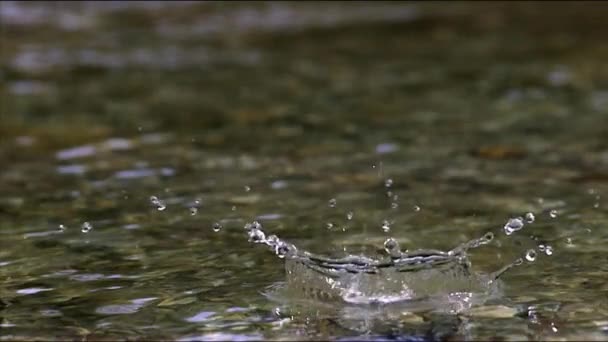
[1,1,608,340]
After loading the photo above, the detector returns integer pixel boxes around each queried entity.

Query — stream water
[1,2,608,340]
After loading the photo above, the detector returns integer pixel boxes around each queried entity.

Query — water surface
[1,2,608,340]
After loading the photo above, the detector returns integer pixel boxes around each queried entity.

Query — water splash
[248,221,518,311]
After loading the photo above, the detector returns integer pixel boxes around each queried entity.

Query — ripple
[16,287,54,295]
[177,333,263,342]
[95,297,157,315]
[56,164,87,175]
[22,230,63,239]
[375,142,399,154]
[39,309,62,317]
[55,145,96,160]
[185,311,216,323]
[255,213,283,221]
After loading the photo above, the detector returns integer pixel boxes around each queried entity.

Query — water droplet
[244,221,262,231]
[266,234,279,246]
[381,220,391,232]
[525,249,537,262]
[244,185,251,192]
[503,217,524,235]
[525,212,535,223]
[545,245,553,256]
[413,205,421,212]
[189,207,198,216]
[483,232,494,242]
[212,222,222,232]
[231,206,237,211]
[326,222,334,230]
[58,224,66,232]
[275,242,292,259]
[383,238,401,257]
[248,228,266,243]
[81,222,93,233]
[538,244,545,252]
[149,196,166,211]
[328,198,337,208]
[385,178,393,188]
[346,211,354,220]
[391,202,399,209]
[566,237,573,245]
[594,202,600,208]
[549,210,558,218]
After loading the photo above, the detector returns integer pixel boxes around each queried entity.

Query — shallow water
[2,1,608,340]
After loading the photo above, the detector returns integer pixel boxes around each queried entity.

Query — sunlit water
[2,1,608,341]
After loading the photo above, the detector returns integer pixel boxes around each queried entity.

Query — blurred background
[1,1,608,340]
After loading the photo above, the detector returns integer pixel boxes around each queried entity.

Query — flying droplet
[538,244,545,252]
[248,228,266,243]
[381,220,391,232]
[566,237,573,245]
[594,202,600,208]
[266,234,279,246]
[244,185,251,192]
[275,242,292,259]
[549,210,558,218]
[525,249,537,262]
[326,222,334,230]
[81,222,93,233]
[328,198,337,208]
[212,222,222,232]
[58,224,66,232]
[545,245,553,255]
[244,221,262,231]
[231,206,237,211]
[391,202,398,209]
[149,195,166,211]
[383,238,401,257]
[385,178,393,188]
[504,217,524,235]
[483,232,494,242]
[189,207,198,216]
[346,211,354,220]
[525,212,535,223]
[413,205,421,212]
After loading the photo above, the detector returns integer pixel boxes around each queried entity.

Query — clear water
[2,2,608,340]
